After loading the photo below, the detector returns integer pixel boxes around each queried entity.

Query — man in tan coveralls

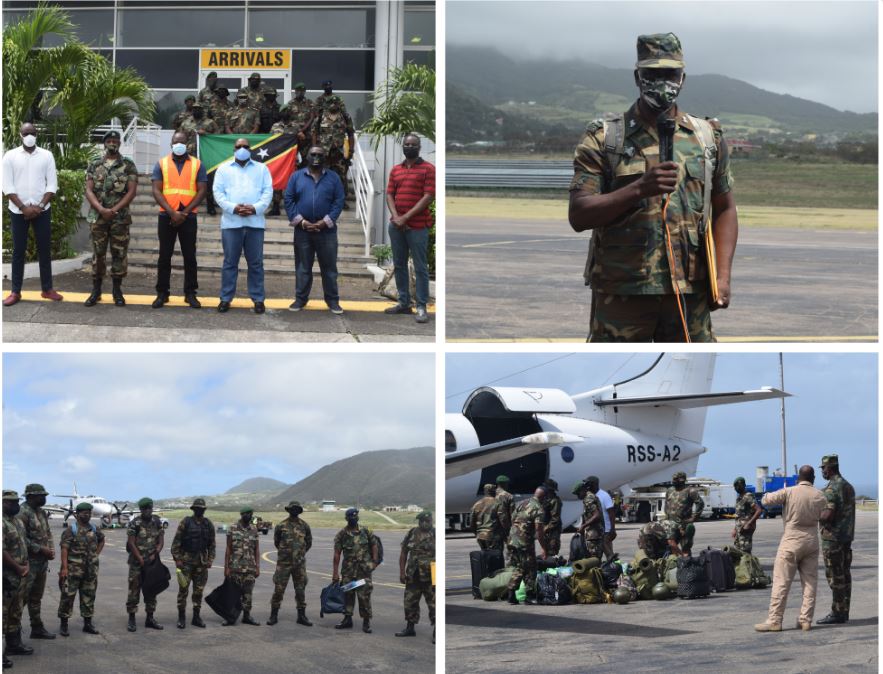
[755,465,827,632]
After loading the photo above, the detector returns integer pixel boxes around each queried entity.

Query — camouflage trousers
[57,573,98,619]
[328,147,350,198]
[476,536,503,552]
[270,561,307,610]
[23,559,49,627]
[90,218,130,279]
[506,546,537,594]
[2,575,25,635]
[231,571,256,613]
[342,575,372,619]
[663,520,695,554]
[403,580,434,625]
[177,562,209,611]
[589,289,715,342]
[126,564,156,614]
[732,529,754,555]
[822,542,852,617]
[542,528,562,557]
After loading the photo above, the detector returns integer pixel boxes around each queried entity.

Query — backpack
[733,551,771,589]
[654,554,680,591]
[676,555,710,599]
[629,555,660,600]
[571,565,609,605]
[568,533,588,564]
[372,531,384,565]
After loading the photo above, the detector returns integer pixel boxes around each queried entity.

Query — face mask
[235,147,251,161]
[193,110,204,119]
[192,508,206,518]
[249,80,259,89]
[403,147,419,159]
[295,92,304,100]
[324,88,333,95]
[419,521,431,531]
[639,74,683,113]
[7,503,20,517]
[22,134,36,148]
[106,142,120,155]
[172,143,187,156]
[241,514,252,524]
[309,154,324,168]
[346,516,359,526]
[35,496,47,508]
[328,106,339,114]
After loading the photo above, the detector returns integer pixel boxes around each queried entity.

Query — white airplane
[47,483,158,527]
[446,353,789,528]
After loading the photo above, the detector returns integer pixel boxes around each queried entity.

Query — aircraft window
[560,446,574,463]
[445,431,456,453]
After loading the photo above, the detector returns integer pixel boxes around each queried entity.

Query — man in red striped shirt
[384,134,435,324]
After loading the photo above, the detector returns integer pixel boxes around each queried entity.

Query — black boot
[508,589,519,605]
[29,624,55,640]
[524,593,537,606]
[84,280,102,307]
[112,278,125,306]
[816,613,848,625]
[177,609,186,629]
[2,651,10,669]
[296,609,312,627]
[145,613,163,630]
[58,618,69,637]
[151,293,169,309]
[362,619,372,634]
[185,293,201,309]
[191,608,205,628]
[5,631,32,656]
[266,608,278,626]
[267,204,281,216]
[127,613,136,632]
[335,615,353,630]
[241,611,259,626]
[395,621,416,637]
[82,618,99,635]
[432,625,435,644]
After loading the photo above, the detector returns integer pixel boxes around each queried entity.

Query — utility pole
[779,353,787,477]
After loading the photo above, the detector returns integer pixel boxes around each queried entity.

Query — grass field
[159,508,429,530]
[446,196,877,231]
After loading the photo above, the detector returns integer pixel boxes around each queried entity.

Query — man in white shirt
[2,123,63,306]
[587,477,618,561]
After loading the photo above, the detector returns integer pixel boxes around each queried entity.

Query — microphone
[657,112,676,163]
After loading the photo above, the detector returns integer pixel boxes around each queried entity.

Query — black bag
[699,547,734,592]
[319,581,346,618]
[372,532,384,565]
[536,555,566,571]
[600,559,621,590]
[205,578,242,624]
[568,533,588,564]
[676,555,710,599]
[470,549,504,599]
[140,556,171,599]
[536,572,572,605]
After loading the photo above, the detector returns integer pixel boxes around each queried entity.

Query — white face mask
[22,134,37,148]
[171,143,187,156]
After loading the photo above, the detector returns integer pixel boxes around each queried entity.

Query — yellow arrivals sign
[201,49,290,70]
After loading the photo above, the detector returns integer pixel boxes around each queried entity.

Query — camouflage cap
[240,505,254,515]
[191,102,204,109]
[636,33,685,69]
[207,71,218,78]
[820,454,839,467]
[482,483,496,495]
[264,87,277,96]
[495,475,510,484]
[326,95,342,105]
[24,483,48,496]
[733,476,746,486]
[185,95,196,103]
[672,471,687,481]
[571,480,586,495]
[103,130,121,141]
[293,82,306,90]
[285,500,303,512]
[217,87,229,95]
[416,510,432,521]
[237,92,249,99]
[190,498,207,509]
[2,490,19,501]
[249,72,261,79]
[137,497,154,508]
[75,502,93,512]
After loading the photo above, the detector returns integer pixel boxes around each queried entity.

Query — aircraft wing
[445,432,582,479]
[594,387,789,409]
[41,505,71,517]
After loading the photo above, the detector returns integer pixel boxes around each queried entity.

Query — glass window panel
[152,90,195,130]
[305,91,371,128]
[115,50,199,89]
[117,8,245,48]
[248,8,375,48]
[292,50,374,92]
[404,9,435,47]
[2,9,114,47]
[403,50,434,69]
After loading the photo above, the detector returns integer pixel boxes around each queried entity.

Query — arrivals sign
[200,49,290,70]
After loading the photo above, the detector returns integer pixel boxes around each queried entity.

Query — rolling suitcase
[700,547,735,592]
[470,549,504,599]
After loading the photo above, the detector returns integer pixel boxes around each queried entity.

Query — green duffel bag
[478,567,516,601]
[733,552,771,589]
[628,556,659,600]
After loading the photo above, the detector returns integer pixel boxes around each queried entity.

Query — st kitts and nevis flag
[198,134,298,190]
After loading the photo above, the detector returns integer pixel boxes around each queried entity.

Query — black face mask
[192,508,206,518]
[34,496,47,508]
[324,88,333,95]
[403,147,419,159]
[346,516,359,527]
[6,503,20,517]
[241,514,252,524]
[295,92,305,100]
[309,153,325,168]
[193,110,204,119]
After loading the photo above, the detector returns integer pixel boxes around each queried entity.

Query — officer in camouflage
[332,508,379,633]
[664,470,704,555]
[732,476,762,554]
[270,108,299,136]
[267,501,312,627]
[315,79,349,116]
[282,82,317,166]
[125,497,165,632]
[506,487,547,604]
[171,498,215,629]
[57,502,104,637]
[569,33,738,342]
[210,87,232,129]
[3,490,33,665]
[312,95,355,202]
[817,454,855,625]
[494,475,515,541]
[172,95,196,132]
[470,484,503,551]
[573,478,604,559]
[226,92,260,134]
[224,506,261,626]
[16,484,55,641]
[84,130,138,308]
[259,87,281,134]
[395,511,435,639]
[637,521,668,561]
[541,479,563,557]
[237,72,274,111]
[197,71,219,109]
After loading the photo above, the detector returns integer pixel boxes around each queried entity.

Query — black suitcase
[568,533,588,564]
[676,555,710,599]
[700,547,734,592]
[470,549,504,599]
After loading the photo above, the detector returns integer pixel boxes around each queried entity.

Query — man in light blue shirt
[212,137,273,313]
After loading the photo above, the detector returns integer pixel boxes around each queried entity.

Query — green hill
[224,477,289,495]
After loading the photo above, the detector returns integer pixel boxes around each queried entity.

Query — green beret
[249,72,261,79]
[240,506,254,515]
[75,502,93,512]
[137,497,153,508]
[264,87,277,96]
[293,82,306,90]
[416,510,432,521]
[185,95,195,103]
[571,480,585,495]
[733,476,746,486]
[207,71,218,78]
[2,490,20,501]
[496,475,510,484]
[820,454,839,467]
[190,498,207,509]
[24,483,48,496]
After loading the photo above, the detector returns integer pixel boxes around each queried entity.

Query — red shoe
[41,289,63,301]
[2,292,21,307]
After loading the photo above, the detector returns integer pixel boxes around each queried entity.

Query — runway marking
[448,336,877,343]
[371,510,400,525]
[461,238,576,248]
[261,549,404,589]
[15,291,435,314]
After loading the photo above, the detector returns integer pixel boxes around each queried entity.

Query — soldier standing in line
[125,498,165,632]
[171,498,215,629]
[210,87,232,129]
[732,476,763,554]
[3,491,33,666]
[267,501,312,627]
[312,95,355,204]
[270,108,299,136]
[817,454,856,625]
[395,511,435,640]
[17,484,55,641]
[572,479,604,559]
[282,82,317,166]
[470,484,502,551]
[196,71,218,109]
[83,130,138,308]
[224,506,260,626]
[664,470,704,556]
[332,508,379,633]
[494,474,515,542]
[506,487,546,605]
[226,92,260,135]
[172,95,196,131]
[541,479,563,557]
[57,502,104,637]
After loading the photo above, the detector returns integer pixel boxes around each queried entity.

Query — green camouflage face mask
[639,75,683,112]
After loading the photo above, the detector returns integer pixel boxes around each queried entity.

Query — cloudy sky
[446,352,878,497]
[447,0,878,113]
[4,353,435,501]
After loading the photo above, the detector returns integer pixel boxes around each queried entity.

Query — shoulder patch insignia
[586,119,603,133]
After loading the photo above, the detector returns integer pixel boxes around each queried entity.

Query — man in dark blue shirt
[284,146,345,314]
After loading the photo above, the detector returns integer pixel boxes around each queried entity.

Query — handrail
[351,133,375,257]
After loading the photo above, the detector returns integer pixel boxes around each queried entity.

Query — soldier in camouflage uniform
[171,498,215,629]
[470,484,503,551]
[267,501,312,627]
[541,479,563,556]
[57,502,104,637]
[259,88,281,134]
[237,72,274,112]
[17,484,55,640]
[332,508,379,633]
[494,474,516,542]
[83,130,138,307]
[226,92,260,134]
[506,487,546,604]
[210,87,232,129]
[664,470,704,555]
[636,521,668,561]
[224,506,261,626]
[732,476,762,554]
[172,95,196,132]
[180,102,220,157]
[270,108,299,136]
[197,71,218,110]
[569,33,737,342]
[3,491,33,663]
[396,511,434,639]
[573,479,604,559]
[315,80,349,117]
[817,454,855,625]
[312,95,355,202]
[125,497,165,632]
[283,82,317,166]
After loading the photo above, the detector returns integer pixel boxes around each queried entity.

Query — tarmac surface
[2,269,435,343]
[445,513,878,673]
[6,520,435,674]
[446,217,877,341]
